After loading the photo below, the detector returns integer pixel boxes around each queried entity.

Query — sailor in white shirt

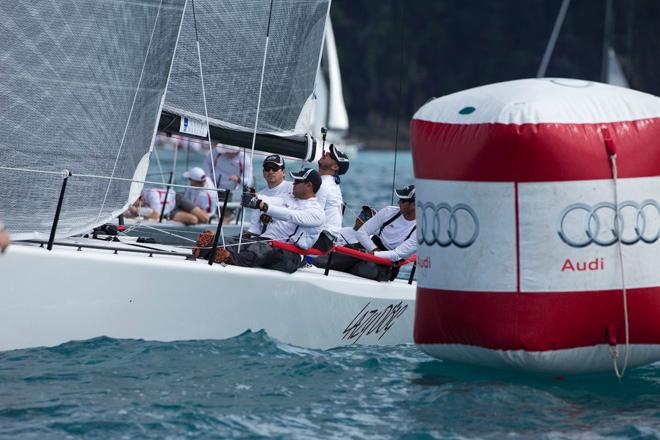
[315,144,349,236]
[142,187,176,219]
[182,166,218,223]
[202,143,254,191]
[247,154,293,235]
[315,185,416,281]
[219,168,325,273]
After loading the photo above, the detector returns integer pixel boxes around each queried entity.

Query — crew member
[214,168,324,273]
[336,205,377,245]
[202,143,253,192]
[247,154,293,236]
[203,143,253,223]
[316,144,349,235]
[182,166,218,223]
[140,187,200,225]
[315,184,416,281]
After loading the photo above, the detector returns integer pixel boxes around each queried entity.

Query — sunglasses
[292,180,309,185]
[263,165,282,172]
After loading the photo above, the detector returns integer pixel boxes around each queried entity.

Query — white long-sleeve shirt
[355,206,416,261]
[143,188,176,216]
[315,174,343,235]
[203,147,253,191]
[183,178,218,214]
[248,180,293,234]
[258,195,325,250]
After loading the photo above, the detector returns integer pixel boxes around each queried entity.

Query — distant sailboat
[313,18,360,156]
[606,47,629,88]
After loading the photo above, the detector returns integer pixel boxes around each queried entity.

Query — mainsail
[0,0,186,239]
[161,0,330,159]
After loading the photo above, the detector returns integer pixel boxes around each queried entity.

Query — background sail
[0,0,186,240]
[164,0,330,137]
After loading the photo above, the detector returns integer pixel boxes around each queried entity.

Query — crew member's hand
[240,192,262,209]
[229,175,241,183]
[0,230,10,254]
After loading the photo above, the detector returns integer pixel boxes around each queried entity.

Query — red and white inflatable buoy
[410,78,660,374]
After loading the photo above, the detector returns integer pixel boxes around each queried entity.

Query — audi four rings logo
[558,200,660,248]
[417,202,479,248]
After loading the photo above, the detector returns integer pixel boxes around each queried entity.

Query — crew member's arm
[354,209,388,252]
[265,203,324,227]
[375,233,416,261]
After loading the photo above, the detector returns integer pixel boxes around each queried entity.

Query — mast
[601,0,614,83]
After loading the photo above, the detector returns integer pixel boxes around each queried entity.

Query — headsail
[161,0,330,160]
[0,0,186,240]
[313,18,350,139]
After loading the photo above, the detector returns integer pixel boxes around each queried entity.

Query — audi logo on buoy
[558,200,660,248]
[417,202,479,248]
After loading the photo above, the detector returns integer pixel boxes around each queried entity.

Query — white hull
[0,241,415,351]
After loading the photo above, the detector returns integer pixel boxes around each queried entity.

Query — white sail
[164,0,330,137]
[0,0,186,240]
[313,18,350,138]
[606,47,630,88]
[324,18,350,134]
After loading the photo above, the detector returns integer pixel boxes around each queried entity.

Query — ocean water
[2,332,660,439]
[6,149,660,438]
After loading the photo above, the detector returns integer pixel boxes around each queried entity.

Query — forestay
[0,0,186,240]
[164,0,330,137]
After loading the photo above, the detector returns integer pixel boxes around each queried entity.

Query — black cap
[395,184,415,201]
[290,168,322,193]
[263,154,284,168]
[329,144,350,175]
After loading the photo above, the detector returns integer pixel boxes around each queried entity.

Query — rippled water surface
[2,333,660,439]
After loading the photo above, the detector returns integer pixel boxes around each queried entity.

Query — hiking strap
[405,225,416,240]
[287,225,301,245]
[378,212,401,235]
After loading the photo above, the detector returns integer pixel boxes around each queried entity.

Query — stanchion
[158,171,174,223]
[47,170,72,251]
[208,190,230,266]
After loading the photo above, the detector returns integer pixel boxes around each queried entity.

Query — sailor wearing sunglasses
[316,144,349,235]
[218,168,324,273]
[247,154,293,236]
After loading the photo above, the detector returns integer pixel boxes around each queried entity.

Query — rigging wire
[95,0,164,224]
[391,0,405,205]
[191,0,224,246]
[237,0,275,252]
[536,0,571,78]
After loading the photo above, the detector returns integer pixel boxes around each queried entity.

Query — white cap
[215,143,238,154]
[183,166,206,181]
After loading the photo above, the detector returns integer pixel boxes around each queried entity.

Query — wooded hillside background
[331,0,660,148]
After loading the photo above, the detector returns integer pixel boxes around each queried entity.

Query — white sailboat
[312,18,360,156]
[0,0,415,352]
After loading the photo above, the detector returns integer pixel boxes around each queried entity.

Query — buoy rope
[608,150,630,380]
